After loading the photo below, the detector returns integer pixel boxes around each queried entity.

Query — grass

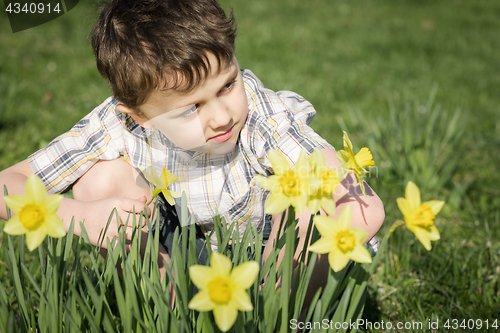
[1,0,500,331]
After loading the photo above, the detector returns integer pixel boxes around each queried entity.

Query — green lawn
[1,0,500,331]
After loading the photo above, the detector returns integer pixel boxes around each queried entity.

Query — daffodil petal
[189,265,215,289]
[213,304,238,332]
[264,193,290,215]
[354,147,374,168]
[162,190,175,206]
[295,150,309,172]
[313,216,337,238]
[405,181,421,210]
[188,289,215,311]
[309,149,327,170]
[229,288,253,311]
[291,193,307,214]
[412,227,433,251]
[151,189,161,200]
[348,244,373,264]
[320,196,336,216]
[139,167,153,183]
[307,196,321,215]
[151,171,163,185]
[355,174,367,196]
[254,175,280,192]
[3,195,30,213]
[308,237,335,254]
[404,220,416,233]
[170,190,181,198]
[329,250,350,272]
[335,167,349,182]
[268,149,292,175]
[426,225,441,240]
[336,150,349,164]
[210,252,232,278]
[336,206,353,229]
[3,215,28,235]
[350,228,369,245]
[44,214,66,238]
[423,200,445,215]
[45,194,63,214]
[25,175,47,205]
[26,229,47,251]
[396,197,413,218]
[229,261,259,289]
[308,176,322,195]
[342,131,354,151]
[148,166,162,184]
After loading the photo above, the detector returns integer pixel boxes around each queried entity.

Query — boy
[0,0,384,296]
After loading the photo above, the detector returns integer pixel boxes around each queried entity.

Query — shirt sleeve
[241,70,334,175]
[28,97,125,193]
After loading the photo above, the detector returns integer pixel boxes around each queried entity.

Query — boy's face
[136,54,248,155]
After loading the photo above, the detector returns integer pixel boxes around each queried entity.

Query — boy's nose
[206,99,232,130]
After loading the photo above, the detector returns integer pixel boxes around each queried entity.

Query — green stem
[386,220,405,238]
[280,206,296,333]
[368,220,404,276]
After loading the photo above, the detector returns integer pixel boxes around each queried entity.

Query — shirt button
[191,161,198,168]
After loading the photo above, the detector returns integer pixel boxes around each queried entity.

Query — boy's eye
[220,79,236,93]
[179,104,199,118]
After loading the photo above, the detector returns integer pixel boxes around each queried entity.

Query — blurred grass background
[1,0,499,331]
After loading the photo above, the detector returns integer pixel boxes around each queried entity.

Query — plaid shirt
[29,70,333,247]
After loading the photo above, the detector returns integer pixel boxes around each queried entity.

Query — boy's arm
[322,148,385,239]
[0,160,150,247]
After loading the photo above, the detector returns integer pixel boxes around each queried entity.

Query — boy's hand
[62,196,151,249]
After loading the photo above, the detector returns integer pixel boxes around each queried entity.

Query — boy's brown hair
[90,0,236,110]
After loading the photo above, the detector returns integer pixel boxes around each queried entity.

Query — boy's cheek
[147,112,207,150]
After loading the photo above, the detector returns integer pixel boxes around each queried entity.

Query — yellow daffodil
[336,131,374,196]
[141,166,181,205]
[306,149,344,216]
[3,175,65,251]
[397,181,444,251]
[255,149,311,214]
[188,252,259,332]
[309,206,372,272]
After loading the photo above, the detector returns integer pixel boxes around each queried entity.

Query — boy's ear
[115,104,153,129]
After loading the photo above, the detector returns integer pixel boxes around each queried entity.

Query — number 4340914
[444,319,498,330]
[6,2,61,14]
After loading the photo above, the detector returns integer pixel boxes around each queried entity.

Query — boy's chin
[193,141,236,155]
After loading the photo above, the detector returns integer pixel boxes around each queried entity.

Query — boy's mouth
[209,126,234,142]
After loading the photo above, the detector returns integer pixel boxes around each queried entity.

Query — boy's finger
[131,199,151,216]
[119,199,150,216]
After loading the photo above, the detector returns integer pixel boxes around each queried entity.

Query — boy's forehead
[162,54,238,95]
[141,55,239,111]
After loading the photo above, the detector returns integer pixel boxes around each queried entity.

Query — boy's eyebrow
[222,64,239,84]
[222,67,238,86]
